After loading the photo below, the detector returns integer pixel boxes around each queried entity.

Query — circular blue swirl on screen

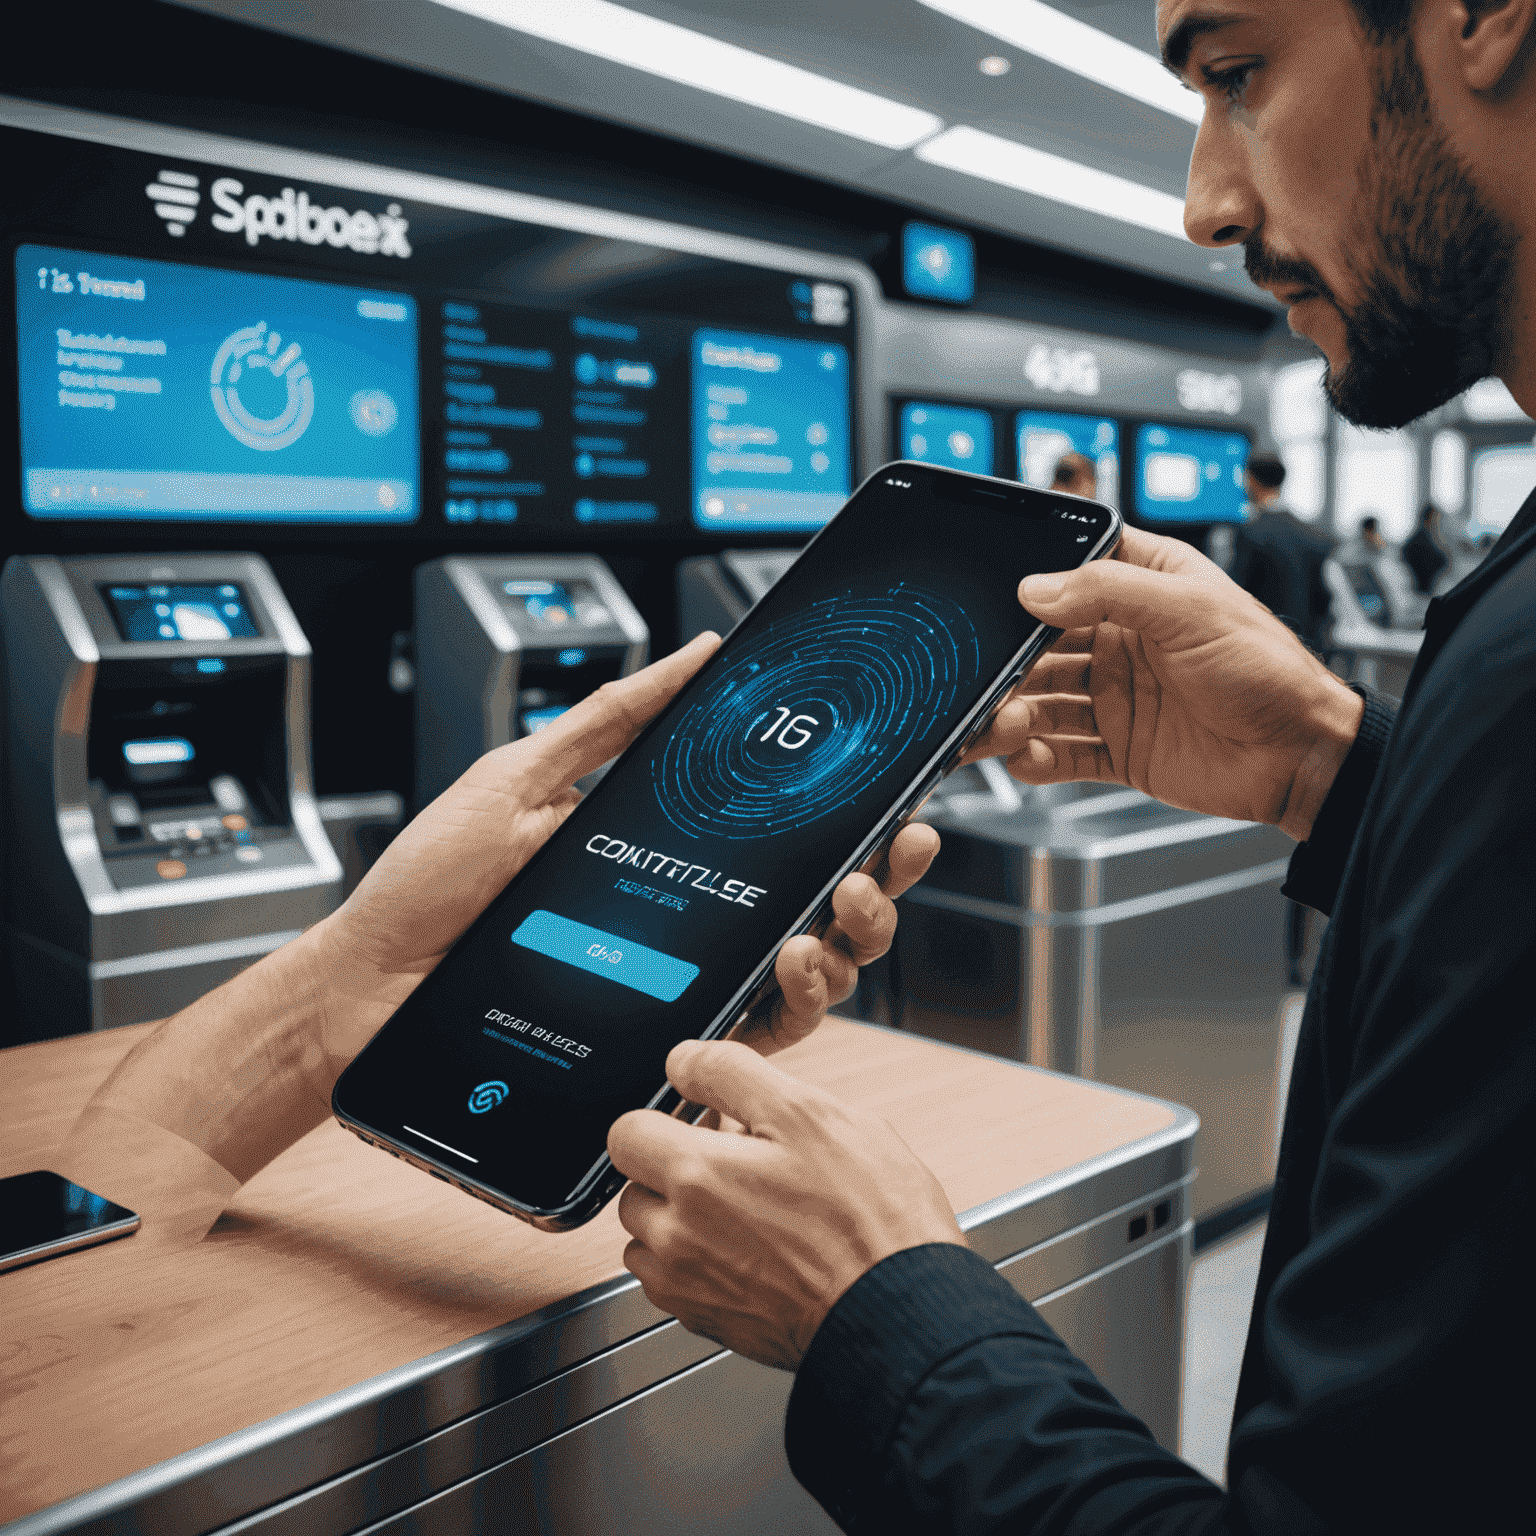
[654,584,981,842]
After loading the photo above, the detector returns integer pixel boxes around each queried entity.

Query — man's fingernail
[1021,574,1065,604]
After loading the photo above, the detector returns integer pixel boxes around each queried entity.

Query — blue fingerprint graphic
[468,1080,509,1114]
[654,584,981,841]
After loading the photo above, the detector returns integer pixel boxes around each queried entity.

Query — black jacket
[1227,510,1335,648]
[785,490,1536,1534]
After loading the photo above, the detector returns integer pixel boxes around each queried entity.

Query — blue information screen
[902,223,975,304]
[102,582,259,642]
[1135,423,1250,523]
[899,402,994,475]
[691,329,850,532]
[17,244,420,523]
[1017,410,1120,508]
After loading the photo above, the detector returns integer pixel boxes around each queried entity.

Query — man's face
[1159,0,1518,428]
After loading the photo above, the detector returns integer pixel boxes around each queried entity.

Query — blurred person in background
[1403,500,1450,593]
[1227,451,1336,648]
[1050,449,1099,499]
[1334,514,1425,626]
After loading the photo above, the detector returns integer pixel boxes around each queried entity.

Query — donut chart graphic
[210,321,315,451]
[654,585,981,841]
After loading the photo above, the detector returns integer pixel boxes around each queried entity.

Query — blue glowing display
[1135,424,1250,523]
[691,330,850,532]
[1017,410,1120,507]
[653,585,980,841]
[103,582,259,642]
[899,402,994,474]
[902,223,975,304]
[18,244,419,523]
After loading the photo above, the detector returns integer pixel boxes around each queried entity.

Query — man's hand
[72,634,938,1192]
[965,526,1364,838]
[310,632,938,1091]
[610,1039,965,1370]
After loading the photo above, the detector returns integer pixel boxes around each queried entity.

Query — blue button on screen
[511,910,700,1003]
[902,223,975,304]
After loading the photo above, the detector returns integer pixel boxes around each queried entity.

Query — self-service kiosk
[413,556,648,811]
[676,549,799,643]
[893,782,1295,1228]
[1,553,342,1040]
[1324,557,1424,697]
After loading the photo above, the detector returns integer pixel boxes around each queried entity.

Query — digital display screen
[899,402,994,474]
[691,330,851,531]
[102,582,259,641]
[431,303,854,536]
[1135,423,1249,523]
[335,472,1116,1213]
[17,244,420,523]
[1017,409,1120,508]
[902,222,975,304]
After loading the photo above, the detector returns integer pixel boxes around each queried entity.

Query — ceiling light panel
[917,0,1203,125]
[430,0,944,149]
[915,126,1190,241]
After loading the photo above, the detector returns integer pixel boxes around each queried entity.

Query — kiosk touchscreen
[413,557,649,812]
[0,553,342,1040]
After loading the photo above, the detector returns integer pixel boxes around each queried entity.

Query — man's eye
[1206,63,1257,104]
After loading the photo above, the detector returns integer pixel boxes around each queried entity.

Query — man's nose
[1184,113,1259,249]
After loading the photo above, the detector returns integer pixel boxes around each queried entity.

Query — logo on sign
[144,170,200,236]
[208,177,412,257]
[1175,369,1243,415]
[1024,345,1100,397]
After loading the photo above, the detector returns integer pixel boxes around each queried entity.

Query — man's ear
[1451,0,1536,92]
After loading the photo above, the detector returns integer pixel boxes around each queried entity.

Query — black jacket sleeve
[1279,687,1396,917]
[786,1243,1226,1536]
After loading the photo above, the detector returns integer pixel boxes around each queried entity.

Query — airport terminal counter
[1,1018,1195,1536]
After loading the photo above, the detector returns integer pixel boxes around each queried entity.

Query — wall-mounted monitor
[6,120,868,542]
[19,245,420,524]
[691,330,850,532]
[901,222,975,305]
[897,401,994,475]
[1134,423,1249,523]
[1017,409,1119,508]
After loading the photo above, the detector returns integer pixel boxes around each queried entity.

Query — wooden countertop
[0,1019,1176,1521]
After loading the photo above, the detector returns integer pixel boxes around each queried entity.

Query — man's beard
[1244,33,1519,429]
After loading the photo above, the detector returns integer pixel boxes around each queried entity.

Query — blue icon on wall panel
[902,222,976,304]
[900,403,994,474]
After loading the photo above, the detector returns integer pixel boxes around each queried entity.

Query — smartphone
[334,462,1121,1229]
[0,1169,140,1272]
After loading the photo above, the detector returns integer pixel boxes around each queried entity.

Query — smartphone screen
[335,465,1118,1220]
[0,1170,139,1272]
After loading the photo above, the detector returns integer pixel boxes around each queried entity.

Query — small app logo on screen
[468,1080,510,1114]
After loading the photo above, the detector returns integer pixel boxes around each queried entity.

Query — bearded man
[609,3,1536,1531]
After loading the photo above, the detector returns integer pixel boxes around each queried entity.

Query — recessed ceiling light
[429,0,944,150]
[915,126,1189,242]
[919,0,1203,125]
[978,56,1011,76]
